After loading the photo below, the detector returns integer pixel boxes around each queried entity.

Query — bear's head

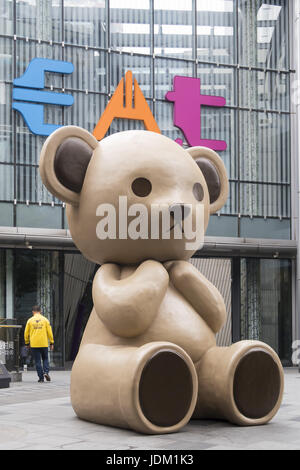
[40,126,228,265]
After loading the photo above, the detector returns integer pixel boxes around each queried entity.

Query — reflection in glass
[0,250,6,319]
[200,106,236,181]
[197,64,235,107]
[0,0,13,35]
[64,253,96,363]
[0,164,14,201]
[64,92,107,135]
[0,83,13,164]
[239,69,289,112]
[64,48,106,93]
[196,0,235,64]
[154,0,193,59]
[240,258,292,365]
[239,0,289,70]
[16,164,54,204]
[110,53,151,97]
[64,0,106,47]
[15,250,62,367]
[155,58,193,100]
[16,0,62,42]
[0,0,293,239]
[239,110,290,218]
[111,0,150,54]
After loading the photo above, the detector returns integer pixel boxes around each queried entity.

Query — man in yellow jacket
[24,306,54,383]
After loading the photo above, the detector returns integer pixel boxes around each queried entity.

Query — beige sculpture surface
[39,126,284,434]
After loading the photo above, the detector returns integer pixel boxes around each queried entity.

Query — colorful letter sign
[93,71,160,141]
[13,58,74,136]
[166,76,227,151]
[13,60,227,151]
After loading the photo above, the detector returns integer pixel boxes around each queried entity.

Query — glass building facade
[0,0,297,367]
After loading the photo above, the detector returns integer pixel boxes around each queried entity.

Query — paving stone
[0,369,299,450]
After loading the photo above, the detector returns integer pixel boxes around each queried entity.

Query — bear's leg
[71,341,198,434]
[193,340,284,426]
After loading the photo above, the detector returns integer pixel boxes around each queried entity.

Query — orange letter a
[93,71,161,141]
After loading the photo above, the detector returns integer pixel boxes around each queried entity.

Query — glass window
[154,0,193,59]
[155,57,193,100]
[206,214,238,237]
[0,38,13,165]
[0,163,14,201]
[64,253,96,362]
[15,249,63,367]
[239,109,290,185]
[16,203,62,228]
[238,0,289,70]
[0,0,293,238]
[155,100,178,142]
[110,52,152,98]
[239,70,290,112]
[0,249,6,319]
[240,216,290,240]
[197,63,236,107]
[0,0,13,35]
[224,181,238,215]
[191,257,232,347]
[0,38,13,82]
[109,117,147,136]
[201,106,236,179]
[240,258,292,365]
[64,91,107,135]
[15,129,44,166]
[196,0,236,65]
[2,248,97,368]
[64,47,106,93]
[15,41,63,90]
[0,203,14,226]
[64,0,106,48]
[16,165,55,204]
[240,182,290,218]
[16,0,62,42]
[0,84,13,164]
[110,0,150,54]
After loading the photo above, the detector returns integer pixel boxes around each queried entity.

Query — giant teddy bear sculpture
[40,126,284,434]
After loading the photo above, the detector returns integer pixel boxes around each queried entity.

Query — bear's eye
[193,182,204,202]
[131,178,152,197]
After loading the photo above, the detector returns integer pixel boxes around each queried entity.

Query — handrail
[0,325,23,329]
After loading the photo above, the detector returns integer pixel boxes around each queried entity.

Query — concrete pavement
[0,368,299,450]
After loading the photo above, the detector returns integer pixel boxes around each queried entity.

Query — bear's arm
[165,261,227,334]
[92,260,169,338]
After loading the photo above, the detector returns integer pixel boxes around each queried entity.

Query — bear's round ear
[187,146,229,214]
[39,125,99,206]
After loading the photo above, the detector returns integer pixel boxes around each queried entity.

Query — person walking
[24,306,54,383]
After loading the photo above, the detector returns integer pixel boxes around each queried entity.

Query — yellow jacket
[24,313,54,348]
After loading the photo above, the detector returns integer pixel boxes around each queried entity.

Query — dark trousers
[31,347,49,380]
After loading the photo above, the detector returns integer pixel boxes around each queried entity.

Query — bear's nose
[169,204,191,222]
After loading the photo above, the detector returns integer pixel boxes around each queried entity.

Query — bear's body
[81,262,216,363]
[40,126,284,434]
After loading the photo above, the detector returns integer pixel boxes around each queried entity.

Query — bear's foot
[139,350,194,428]
[71,342,198,434]
[193,340,284,426]
[233,347,281,420]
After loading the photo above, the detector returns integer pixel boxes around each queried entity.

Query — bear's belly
[138,283,216,362]
[82,283,216,363]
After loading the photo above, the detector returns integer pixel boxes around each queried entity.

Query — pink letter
[166,76,227,151]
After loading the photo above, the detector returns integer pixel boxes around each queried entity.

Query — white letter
[96,203,116,240]
[185,204,204,251]
[118,196,128,239]
[128,203,148,240]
